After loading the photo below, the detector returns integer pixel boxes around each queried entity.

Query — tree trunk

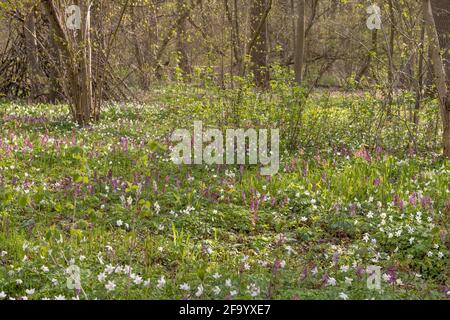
[356,29,378,84]
[387,0,395,118]
[47,30,62,103]
[423,0,450,156]
[79,1,93,124]
[224,0,242,76]
[42,0,93,125]
[131,7,149,90]
[294,0,305,85]
[24,5,42,101]
[176,0,190,76]
[249,0,271,88]
[413,23,425,126]
[431,0,450,83]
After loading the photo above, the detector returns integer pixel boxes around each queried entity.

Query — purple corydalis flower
[120,137,128,152]
[321,273,330,284]
[409,192,417,206]
[111,178,119,190]
[356,147,371,162]
[23,137,33,151]
[290,158,298,172]
[270,197,277,207]
[273,259,283,271]
[250,197,260,226]
[420,195,432,209]
[302,160,308,177]
[133,172,141,184]
[22,180,31,190]
[40,131,49,145]
[356,266,366,277]
[399,199,405,210]
[107,169,113,180]
[74,184,81,198]
[393,194,405,210]
[375,145,383,161]
[373,177,381,187]
[385,266,397,284]
[250,198,260,212]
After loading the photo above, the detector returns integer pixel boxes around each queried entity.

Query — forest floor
[0,85,449,300]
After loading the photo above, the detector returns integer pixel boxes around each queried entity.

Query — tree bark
[224,0,242,76]
[423,0,450,156]
[387,0,395,118]
[356,29,378,84]
[24,5,41,101]
[176,0,191,76]
[42,0,94,125]
[131,6,149,90]
[431,0,450,83]
[249,0,271,88]
[294,0,305,85]
[414,23,426,126]
[80,1,93,124]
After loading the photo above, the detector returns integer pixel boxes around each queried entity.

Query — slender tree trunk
[224,0,243,76]
[423,0,450,156]
[43,0,94,125]
[387,0,395,118]
[356,29,378,84]
[249,0,271,88]
[291,0,296,51]
[233,0,242,75]
[47,30,62,103]
[294,0,305,85]
[414,23,425,126]
[24,5,41,101]
[91,0,104,120]
[131,7,149,90]
[80,2,93,124]
[176,0,190,76]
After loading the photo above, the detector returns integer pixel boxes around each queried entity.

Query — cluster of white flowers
[247,283,260,297]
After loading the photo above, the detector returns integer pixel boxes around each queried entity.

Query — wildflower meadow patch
[0,84,448,301]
